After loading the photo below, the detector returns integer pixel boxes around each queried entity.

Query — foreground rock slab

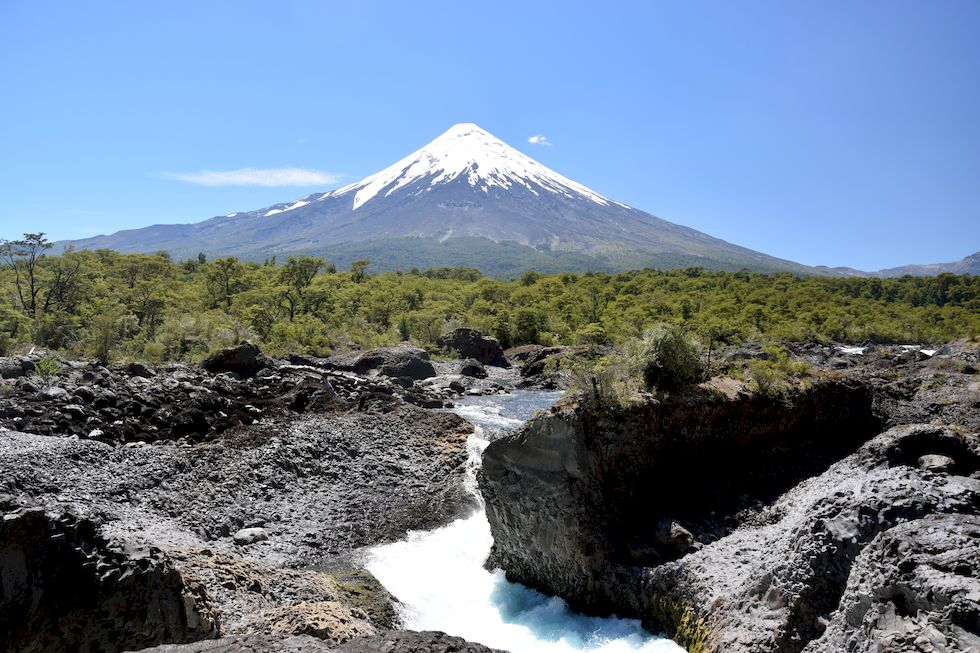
[0,393,473,650]
[0,506,218,653]
[480,376,980,653]
[131,630,508,652]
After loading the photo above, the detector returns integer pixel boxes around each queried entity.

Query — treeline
[1,233,977,363]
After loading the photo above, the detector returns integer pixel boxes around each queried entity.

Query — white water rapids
[366,391,684,652]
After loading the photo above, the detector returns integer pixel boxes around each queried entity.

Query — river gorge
[1,337,978,652]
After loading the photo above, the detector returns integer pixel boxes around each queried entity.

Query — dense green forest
[1,234,977,363]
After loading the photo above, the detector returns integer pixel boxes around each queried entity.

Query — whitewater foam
[366,392,683,653]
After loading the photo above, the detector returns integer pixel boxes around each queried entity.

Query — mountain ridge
[56,123,975,278]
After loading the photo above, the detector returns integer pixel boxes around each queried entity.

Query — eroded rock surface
[437,328,509,368]
[803,513,980,653]
[480,372,980,653]
[131,630,508,653]
[0,358,477,649]
[0,353,460,444]
[1,402,473,564]
[0,505,218,653]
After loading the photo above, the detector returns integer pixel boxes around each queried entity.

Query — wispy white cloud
[528,134,551,146]
[158,167,343,187]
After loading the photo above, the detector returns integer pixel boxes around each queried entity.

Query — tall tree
[1,232,52,318]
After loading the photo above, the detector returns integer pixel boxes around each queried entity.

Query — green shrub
[33,311,79,350]
[35,356,62,379]
[142,341,166,364]
[558,324,704,407]
[575,322,608,345]
[744,344,813,395]
[555,352,636,407]
[631,324,705,392]
[264,313,334,356]
[648,597,714,653]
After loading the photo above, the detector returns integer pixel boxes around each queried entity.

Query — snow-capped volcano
[58,123,815,276]
[327,123,617,211]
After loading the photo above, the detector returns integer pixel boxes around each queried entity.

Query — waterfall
[366,392,683,653]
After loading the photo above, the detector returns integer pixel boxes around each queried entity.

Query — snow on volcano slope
[325,123,622,210]
[57,123,816,275]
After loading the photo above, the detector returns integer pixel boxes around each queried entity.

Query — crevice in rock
[585,380,884,568]
[0,504,218,652]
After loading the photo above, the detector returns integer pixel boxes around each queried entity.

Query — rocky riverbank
[0,333,517,652]
[480,341,980,652]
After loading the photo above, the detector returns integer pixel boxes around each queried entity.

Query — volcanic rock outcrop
[132,630,508,653]
[479,370,980,652]
[0,504,218,653]
[0,342,494,651]
[437,328,509,368]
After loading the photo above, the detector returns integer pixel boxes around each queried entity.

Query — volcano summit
[61,123,813,276]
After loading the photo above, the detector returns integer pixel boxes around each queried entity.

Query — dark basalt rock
[0,401,475,564]
[353,343,436,380]
[0,352,458,444]
[0,356,34,379]
[437,328,509,368]
[804,513,980,653]
[130,631,508,653]
[201,343,271,378]
[458,358,488,379]
[479,372,980,653]
[335,630,508,652]
[0,506,218,653]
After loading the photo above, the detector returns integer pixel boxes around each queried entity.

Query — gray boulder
[201,342,271,378]
[126,361,156,378]
[437,328,509,367]
[459,358,487,379]
[918,453,957,473]
[37,386,68,401]
[354,343,436,380]
[233,527,268,546]
[0,357,34,379]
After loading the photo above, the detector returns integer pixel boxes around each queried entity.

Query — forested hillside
[2,234,978,363]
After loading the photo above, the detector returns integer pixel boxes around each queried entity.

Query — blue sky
[1,1,978,270]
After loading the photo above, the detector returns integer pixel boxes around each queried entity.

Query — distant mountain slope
[875,251,980,277]
[815,251,980,278]
[59,123,821,276]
